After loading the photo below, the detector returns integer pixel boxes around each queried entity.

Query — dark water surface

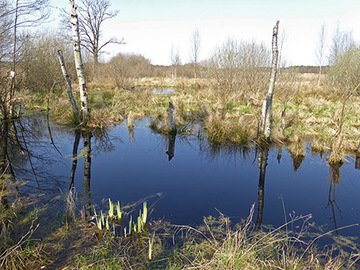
[14,114,360,239]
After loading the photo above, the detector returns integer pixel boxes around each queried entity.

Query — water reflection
[327,163,343,234]
[151,88,175,95]
[255,146,269,230]
[166,133,176,161]
[83,132,92,218]
[277,146,282,164]
[289,143,305,172]
[128,127,135,142]
[356,152,360,170]
[3,115,360,240]
[0,114,66,209]
[69,130,81,190]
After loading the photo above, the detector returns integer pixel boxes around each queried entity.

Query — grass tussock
[166,205,360,270]
[16,73,360,163]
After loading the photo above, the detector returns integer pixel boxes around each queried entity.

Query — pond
[4,113,360,240]
[151,88,175,95]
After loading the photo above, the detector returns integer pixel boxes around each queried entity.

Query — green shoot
[105,216,110,231]
[137,216,142,233]
[108,198,114,219]
[116,201,121,219]
[142,201,147,224]
[129,216,132,235]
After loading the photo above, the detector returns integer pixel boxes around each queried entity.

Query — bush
[107,53,153,89]
[18,33,75,93]
[206,39,270,95]
[328,46,360,95]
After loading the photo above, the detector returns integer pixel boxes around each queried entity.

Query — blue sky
[50,0,360,66]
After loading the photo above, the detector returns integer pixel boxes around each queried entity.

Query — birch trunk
[260,21,279,140]
[57,50,80,122]
[168,102,176,134]
[70,0,90,123]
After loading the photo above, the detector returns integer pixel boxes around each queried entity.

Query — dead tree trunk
[70,0,90,123]
[260,21,279,140]
[57,50,80,123]
[168,102,176,134]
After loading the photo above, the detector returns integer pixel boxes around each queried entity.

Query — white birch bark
[168,102,176,133]
[57,50,80,122]
[261,20,279,140]
[70,0,90,123]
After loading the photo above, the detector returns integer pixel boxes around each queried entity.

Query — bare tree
[70,0,90,123]
[315,23,327,86]
[260,20,279,140]
[190,28,200,82]
[76,0,124,65]
[170,45,181,80]
[0,1,13,65]
[206,38,270,94]
[277,29,287,68]
[328,24,354,65]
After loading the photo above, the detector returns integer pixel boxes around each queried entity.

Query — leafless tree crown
[76,0,124,64]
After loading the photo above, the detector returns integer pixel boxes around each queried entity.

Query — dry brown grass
[166,205,360,270]
[16,72,360,162]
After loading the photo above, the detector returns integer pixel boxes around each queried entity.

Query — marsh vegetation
[2,0,360,269]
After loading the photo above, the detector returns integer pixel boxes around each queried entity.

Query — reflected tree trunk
[356,144,360,170]
[83,131,92,219]
[128,128,135,142]
[277,146,282,164]
[69,130,81,190]
[9,121,24,155]
[327,163,343,234]
[46,103,62,156]
[17,119,41,191]
[356,155,360,170]
[166,133,176,161]
[255,146,269,230]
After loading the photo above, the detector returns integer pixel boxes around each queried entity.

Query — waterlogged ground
[15,113,360,240]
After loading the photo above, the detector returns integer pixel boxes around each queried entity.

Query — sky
[50,0,360,66]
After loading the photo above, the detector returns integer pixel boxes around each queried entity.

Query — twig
[0,221,39,267]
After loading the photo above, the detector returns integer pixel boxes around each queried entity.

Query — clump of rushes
[93,199,148,241]
[204,110,253,145]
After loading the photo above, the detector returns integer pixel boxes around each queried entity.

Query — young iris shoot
[92,200,148,239]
